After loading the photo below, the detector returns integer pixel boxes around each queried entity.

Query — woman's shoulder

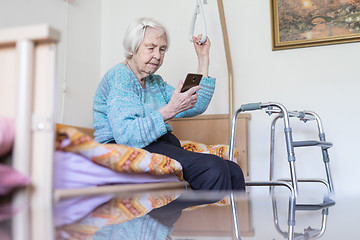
[102,63,135,87]
[104,63,128,78]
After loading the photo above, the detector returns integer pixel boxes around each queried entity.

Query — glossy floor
[1,185,359,240]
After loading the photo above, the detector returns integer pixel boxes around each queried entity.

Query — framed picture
[271,0,360,50]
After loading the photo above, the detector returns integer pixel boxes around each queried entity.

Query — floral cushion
[180,140,239,160]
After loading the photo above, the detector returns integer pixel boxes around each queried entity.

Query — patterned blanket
[56,125,184,180]
[56,125,239,182]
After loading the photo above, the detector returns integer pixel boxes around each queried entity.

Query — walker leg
[229,109,243,240]
[287,194,296,240]
[304,111,335,195]
[230,192,241,240]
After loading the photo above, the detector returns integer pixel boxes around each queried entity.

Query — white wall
[60,0,101,127]
[223,0,360,197]
[0,0,66,124]
[0,0,101,128]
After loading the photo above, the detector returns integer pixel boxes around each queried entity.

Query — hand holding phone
[180,73,203,93]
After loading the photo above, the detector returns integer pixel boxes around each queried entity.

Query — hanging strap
[189,0,207,44]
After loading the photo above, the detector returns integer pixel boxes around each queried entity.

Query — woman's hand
[160,80,201,123]
[192,35,210,77]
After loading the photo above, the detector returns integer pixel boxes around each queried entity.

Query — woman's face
[132,27,167,77]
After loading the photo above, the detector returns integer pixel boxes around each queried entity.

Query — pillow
[0,117,14,157]
[0,164,30,195]
[180,140,239,160]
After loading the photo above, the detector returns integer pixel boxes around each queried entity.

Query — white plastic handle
[189,0,207,44]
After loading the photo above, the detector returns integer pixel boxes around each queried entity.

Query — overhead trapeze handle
[189,0,207,44]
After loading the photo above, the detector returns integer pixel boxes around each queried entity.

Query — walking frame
[228,102,335,240]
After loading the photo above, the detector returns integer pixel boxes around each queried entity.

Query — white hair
[123,17,169,59]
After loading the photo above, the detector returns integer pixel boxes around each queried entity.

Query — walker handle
[240,102,262,112]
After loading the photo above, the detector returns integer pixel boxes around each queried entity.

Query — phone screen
[180,73,203,93]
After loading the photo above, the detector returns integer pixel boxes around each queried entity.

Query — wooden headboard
[170,113,250,177]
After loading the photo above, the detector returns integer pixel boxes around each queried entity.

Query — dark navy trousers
[143,132,245,191]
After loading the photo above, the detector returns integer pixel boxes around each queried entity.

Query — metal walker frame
[228,102,335,240]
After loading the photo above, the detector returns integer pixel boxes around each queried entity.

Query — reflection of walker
[271,190,334,240]
[228,102,335,240]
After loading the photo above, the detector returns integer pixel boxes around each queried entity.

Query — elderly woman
[93,17,245,191]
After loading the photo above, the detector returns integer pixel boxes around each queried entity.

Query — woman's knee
[203,155,230,175]
[225,160,246,190]
[179,153,245,190]
[202,155,233,188]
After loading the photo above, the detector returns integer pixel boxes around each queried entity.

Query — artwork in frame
[271,0,360,50]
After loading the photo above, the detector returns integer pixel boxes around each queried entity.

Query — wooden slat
[0,24,60,46]
[57,123,95,138]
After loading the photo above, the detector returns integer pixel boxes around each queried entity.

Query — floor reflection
[271,191,335,240]
[54,190,231,240]
[3,186,357,239]
[54,187,337,240]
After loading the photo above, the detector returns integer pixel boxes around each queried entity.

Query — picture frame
[271,0,360,50]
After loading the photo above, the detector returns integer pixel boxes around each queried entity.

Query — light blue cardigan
[93,214,171,240]
[93,63,215,148]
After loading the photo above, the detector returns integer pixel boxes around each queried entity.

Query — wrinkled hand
[192,34,210,59]
[160,80,201,123]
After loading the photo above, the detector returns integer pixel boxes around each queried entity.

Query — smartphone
[180,73,203,93]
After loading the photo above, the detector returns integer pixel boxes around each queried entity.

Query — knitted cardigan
[93,63,215,148]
